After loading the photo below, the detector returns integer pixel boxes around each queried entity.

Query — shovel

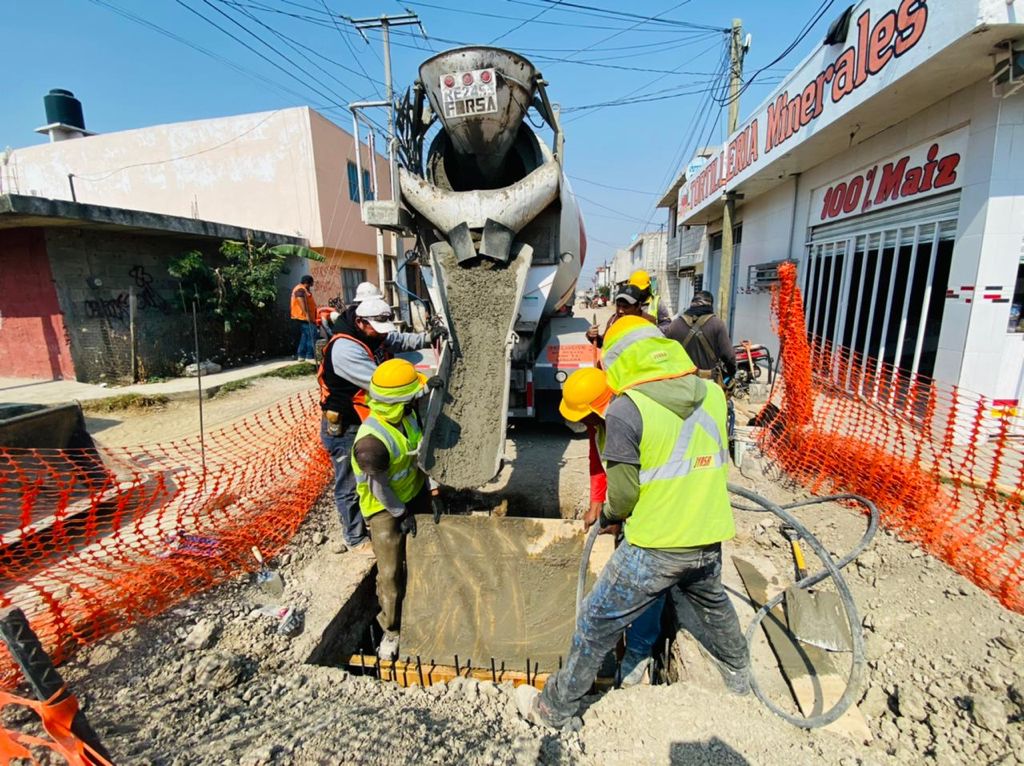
[780,525,852,652]
[252,546,285,598]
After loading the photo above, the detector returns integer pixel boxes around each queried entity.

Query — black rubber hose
[572,486,879,729]
[728,483,877,729]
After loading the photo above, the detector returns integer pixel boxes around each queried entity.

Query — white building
[676,0,1024,402]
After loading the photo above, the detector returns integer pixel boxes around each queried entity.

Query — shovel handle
[789,539,809,581]
[251,546,264,566]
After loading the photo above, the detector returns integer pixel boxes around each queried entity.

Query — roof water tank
[43,89,85,130]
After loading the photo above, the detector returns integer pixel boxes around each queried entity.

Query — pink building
[2,105,398,302]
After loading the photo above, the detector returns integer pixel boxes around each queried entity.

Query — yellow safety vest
[351,413,425,519]
[620,383,734,549]
[602,320,695,394]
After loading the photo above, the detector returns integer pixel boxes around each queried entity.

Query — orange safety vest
[317,332,381,424]
[291,283,317,321]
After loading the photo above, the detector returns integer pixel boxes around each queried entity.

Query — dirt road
[14,314,1023,764]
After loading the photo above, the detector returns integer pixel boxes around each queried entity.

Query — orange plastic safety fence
[0,687,111,766]
[761,262,1024,613]
[0,390,330,688]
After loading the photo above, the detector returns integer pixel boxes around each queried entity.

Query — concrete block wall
[45,228,208,383]
[44,228,298,383]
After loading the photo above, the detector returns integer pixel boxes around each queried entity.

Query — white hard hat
[355,297,397,334]
[353,282,384,304]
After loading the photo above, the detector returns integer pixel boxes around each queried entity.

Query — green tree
[170,239,322,333]
[597,284,611,300]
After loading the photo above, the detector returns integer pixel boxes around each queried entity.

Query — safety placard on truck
[439,68,498,119]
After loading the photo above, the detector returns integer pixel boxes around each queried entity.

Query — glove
[429,325,449,343]
[427,375,445,391]
[399,513,417,537]
[431,491,445,524]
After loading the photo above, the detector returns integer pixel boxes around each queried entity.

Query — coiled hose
[575,483,879,729]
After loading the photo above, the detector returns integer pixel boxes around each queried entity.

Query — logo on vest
[692,455,714,469]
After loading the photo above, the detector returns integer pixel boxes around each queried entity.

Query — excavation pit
[308,516,614,687]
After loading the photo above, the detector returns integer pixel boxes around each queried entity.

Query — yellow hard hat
[628,269,651,291]
[371,358,426,395]
[559,367,613,422]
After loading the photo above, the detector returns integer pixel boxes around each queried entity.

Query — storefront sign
[810,127,966,224]
[676,0,999,222]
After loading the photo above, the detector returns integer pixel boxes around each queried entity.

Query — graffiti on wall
[82,264,174,325]
[84,293,130,324]
[129,265,173,314]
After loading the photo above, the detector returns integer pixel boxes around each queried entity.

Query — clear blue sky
[4,1,839,282]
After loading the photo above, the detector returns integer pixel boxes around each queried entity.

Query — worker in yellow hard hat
[351,358,431,661]
[628,269,671,330]
[519,313,747,729]
[585,284,658,349]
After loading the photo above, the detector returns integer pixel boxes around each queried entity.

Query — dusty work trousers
[319,421,367,547]
[537,541,748,728]
[368,511,405,635]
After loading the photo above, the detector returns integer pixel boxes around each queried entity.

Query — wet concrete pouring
[423,248,529,489]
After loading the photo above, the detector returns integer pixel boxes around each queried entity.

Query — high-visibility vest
[351,413,425,519]
[291,283,316,320]
[602,319,695,394]
[620,383,734,549]
[318,333,383,423]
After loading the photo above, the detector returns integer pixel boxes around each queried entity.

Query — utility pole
[349,13,424,311]
[717,19,745,331]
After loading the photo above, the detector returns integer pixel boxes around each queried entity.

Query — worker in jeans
[317,296,445,554]
[290,275,318,362]
[519,316,749,729]
[561,366,667,687]
[351,359,431,661]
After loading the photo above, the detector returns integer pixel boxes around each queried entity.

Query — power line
[568,175,661,196]
[173,0,346,107]
[719,0,837,106]
[216,0,377,98]
[522,0,726,32]
[562,36,725,122]
[402,0,704,33]
[86,0,322,106]
[489,0,559,44]
[322,0,385,97]
[555,1,707,64]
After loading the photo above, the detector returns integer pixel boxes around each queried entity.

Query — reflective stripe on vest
[602,324,695,394]
[621,382,735,549]
[351,413,425,519]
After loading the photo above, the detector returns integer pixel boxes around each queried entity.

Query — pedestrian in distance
[518,316,749,730]
[317,296,446,554]
[290,275,318,362]
[351,358,432,661]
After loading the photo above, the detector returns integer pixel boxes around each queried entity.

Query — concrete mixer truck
[353,46,591,489]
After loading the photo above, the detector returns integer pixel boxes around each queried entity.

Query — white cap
[353,282,384,304]
[355,297,397,334]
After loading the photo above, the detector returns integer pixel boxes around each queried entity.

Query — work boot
[347,539,376,557]
[378,631,399,661]
[514,686,557,731]
[619,656,652,688]
[698,645,750,695]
